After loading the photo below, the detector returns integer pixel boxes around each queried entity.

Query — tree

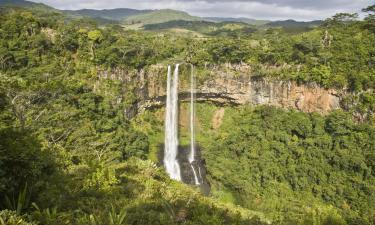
[0,75,46,130]
[323,13,359,27]
[325,110,352,136]
[362,5,375,32]
[0,128,53,200]
[362,5,375,13]
[88,30,103,60]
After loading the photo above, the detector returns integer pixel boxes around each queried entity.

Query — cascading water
[164,64,181,181]
[189,65,200,185]
[161,64,209,193]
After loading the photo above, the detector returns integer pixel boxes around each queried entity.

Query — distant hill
[265,19,322,28]
[0,1,201,26]
[205,17,270,26]
[123,9,201,25]
[0,0,323,29]
[0,0,56,11]
[63,8,152,21]
[144,20,227,34]
[263,19,322,33]
[143,20,257,37]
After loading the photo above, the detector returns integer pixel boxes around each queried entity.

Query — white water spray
[164,65,181,181]
[189,65,200,185]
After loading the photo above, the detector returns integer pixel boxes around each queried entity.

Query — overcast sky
[30,0,374,21]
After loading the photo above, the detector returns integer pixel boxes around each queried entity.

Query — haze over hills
[266,19,322,28]
[205,17,270,26]
[63,8,152,22]
[0,0,322,29]
[123,9,201,25]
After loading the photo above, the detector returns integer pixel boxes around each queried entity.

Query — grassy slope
[205,17,270,26]
[63,8,152,21]
[123,9,201,25]
[0,0,57,11]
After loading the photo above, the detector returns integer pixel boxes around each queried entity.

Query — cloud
[30,0,374,20]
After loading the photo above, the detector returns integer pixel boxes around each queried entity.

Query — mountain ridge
[204,17,270,26]
[0,0,56,11]
[266,19,322,28]
[62,8,152,21]
[0,0,323,27]
[123,9,201,25]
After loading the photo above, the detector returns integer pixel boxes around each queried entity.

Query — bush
[0,210,35,225]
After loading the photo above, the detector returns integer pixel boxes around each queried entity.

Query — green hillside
[0,0,56,11]
[264,19,322,33]
[143,20,257,37]
[265,19,322,28]
[124,9,201,25]
[63,8,152,21]
[205,17,270,26]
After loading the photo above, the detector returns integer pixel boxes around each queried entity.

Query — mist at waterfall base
[162,64,209,194]
[159,144,210,195]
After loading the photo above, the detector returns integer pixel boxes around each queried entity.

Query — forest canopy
[0,3,374,225]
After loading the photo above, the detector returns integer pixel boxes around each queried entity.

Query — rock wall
[95,65,343,116]
[139,67,342,115]
[201,77,341,114]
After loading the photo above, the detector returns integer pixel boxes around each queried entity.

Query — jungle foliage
[0,4,374,225]
[0,6,267,225]
[196,105,375,225]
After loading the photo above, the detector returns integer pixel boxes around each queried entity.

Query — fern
[108,205,127,225]
[4,183,31,215]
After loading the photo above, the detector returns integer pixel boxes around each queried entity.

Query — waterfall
[164,64,181,181]
[189,65,200,185]
[163,64,201,185]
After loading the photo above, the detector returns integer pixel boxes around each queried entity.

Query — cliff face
[139,67,341,115]
[96,65,342,116]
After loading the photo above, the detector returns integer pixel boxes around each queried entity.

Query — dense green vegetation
[0,6,268,225]
[195,105,375,224]
[0,2,374,225]
[187,16,375,92]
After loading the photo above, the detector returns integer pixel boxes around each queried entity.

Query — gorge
[94,63,374,223]
[157,62,345,189]
[2,3,375,224]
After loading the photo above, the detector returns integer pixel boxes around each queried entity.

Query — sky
[30,0,375,21]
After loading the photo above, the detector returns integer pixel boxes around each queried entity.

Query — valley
[0,1,374,225]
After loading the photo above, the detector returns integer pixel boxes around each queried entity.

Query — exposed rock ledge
[96,66,342,117]
[138,75,341,115]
